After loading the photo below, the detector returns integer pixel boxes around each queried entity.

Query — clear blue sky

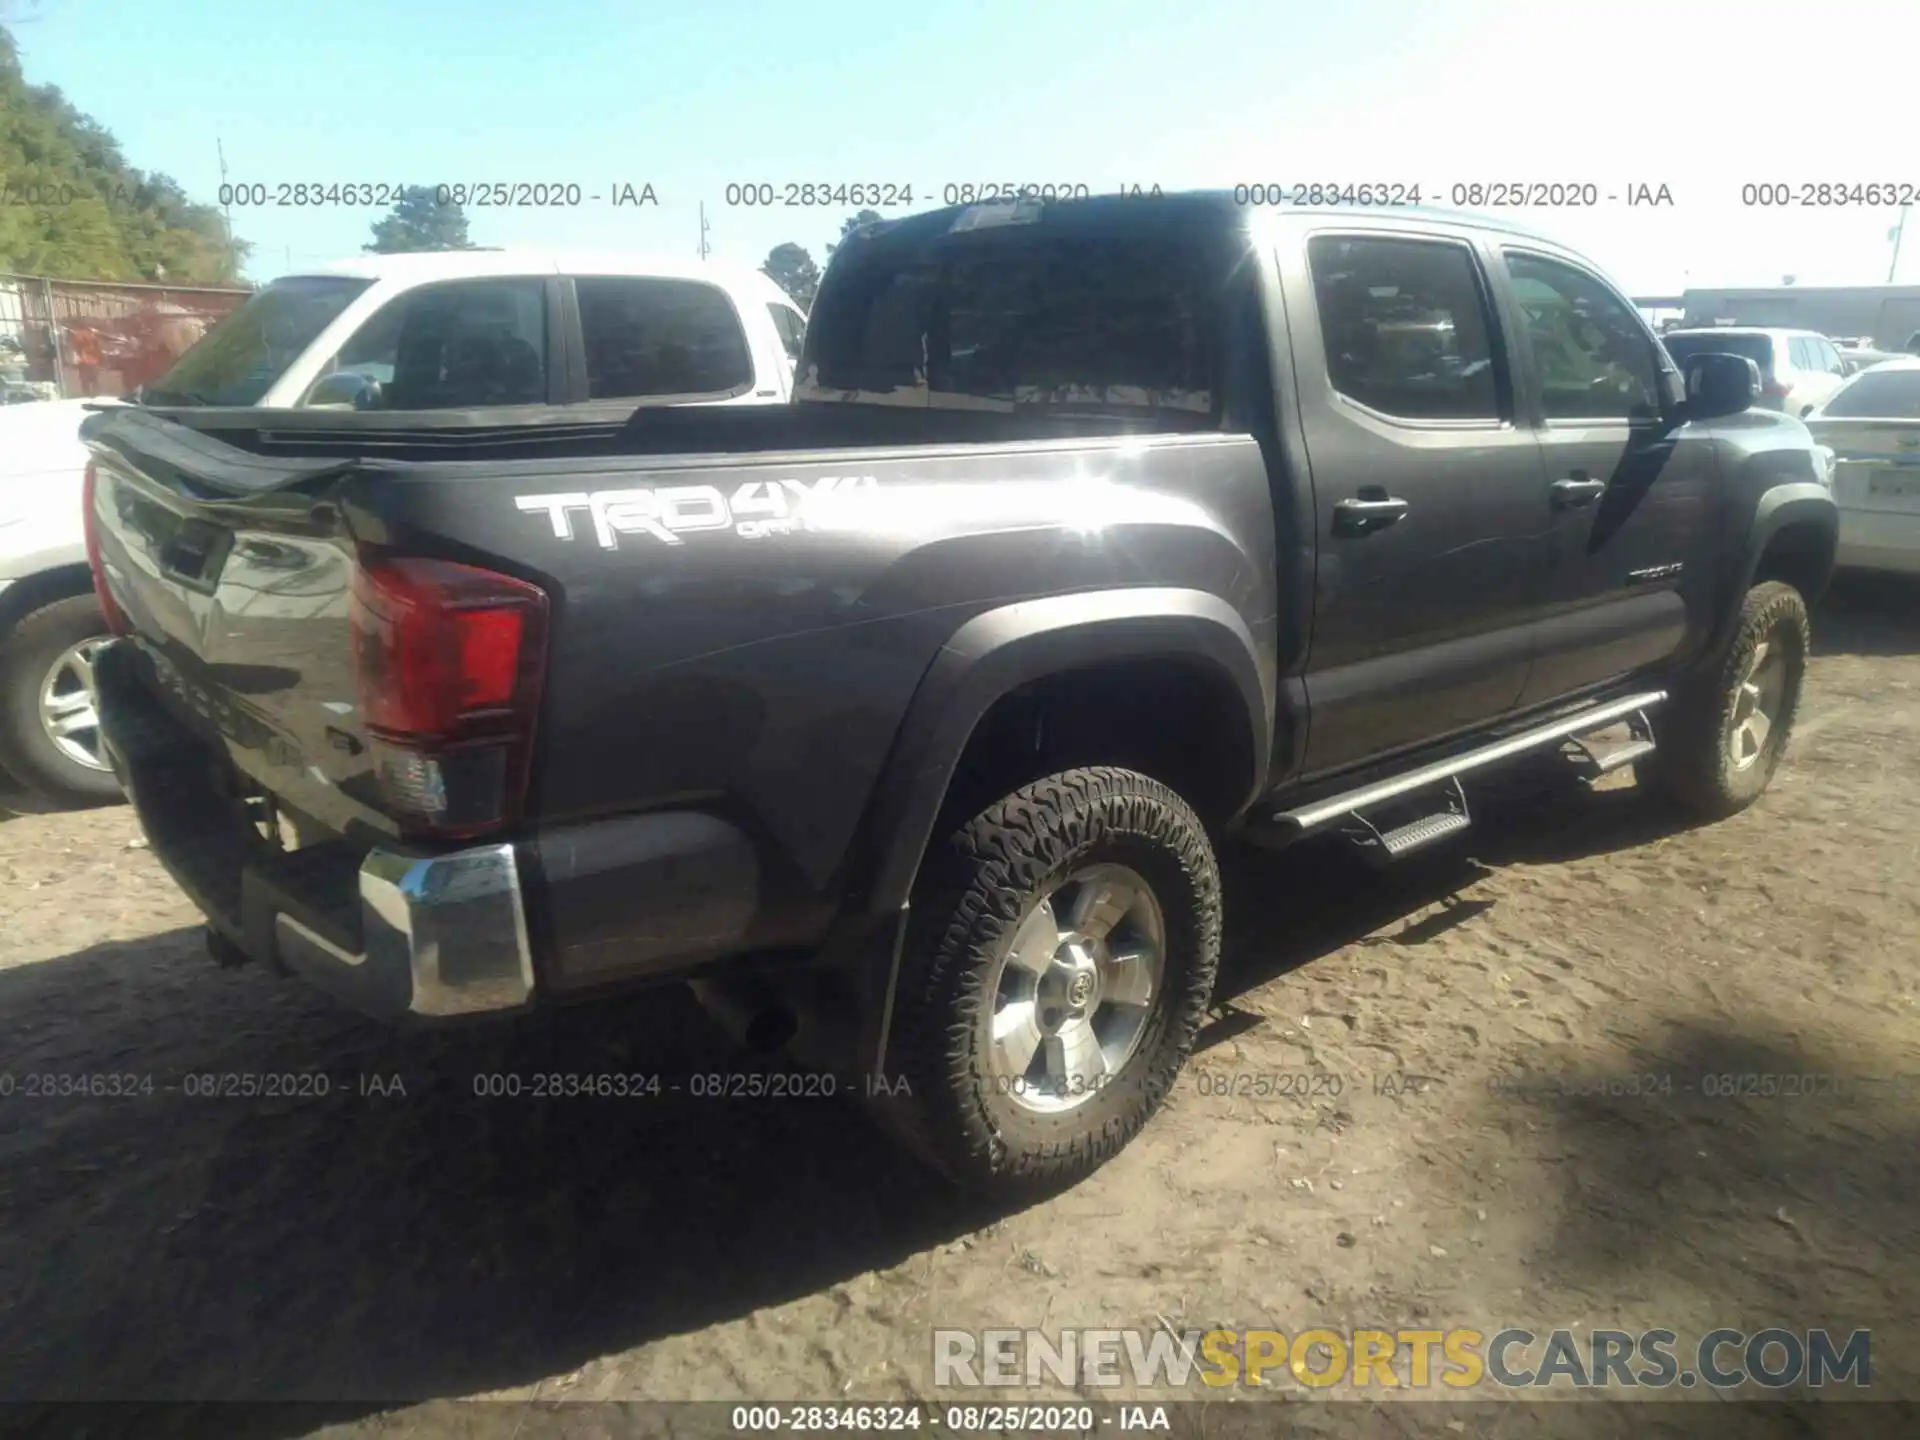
[8,0,1915,291]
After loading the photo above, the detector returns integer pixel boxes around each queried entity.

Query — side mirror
[1683,353,1760,420]
[1799,402,1816,418]
[305,371,383,411]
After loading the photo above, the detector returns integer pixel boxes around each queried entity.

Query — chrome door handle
[1333,495,1410,535]
[1550,477,1607,508]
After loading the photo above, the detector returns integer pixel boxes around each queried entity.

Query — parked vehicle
[1676,284,1920,354]
[1835,340,1906,374]
[82,194,1836,1196]
[1804,357,1920,574]
[0,249,809,806]
[1658,326,1849,416]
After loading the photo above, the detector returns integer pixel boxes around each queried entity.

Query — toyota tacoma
[81,194,1838,1196]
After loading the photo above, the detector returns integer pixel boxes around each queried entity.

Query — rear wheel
[0,594,122,807]
[1643,581,1808,819]
[875,766,1221,1198]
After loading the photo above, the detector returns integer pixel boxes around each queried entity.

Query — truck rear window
[800,227,1219,417]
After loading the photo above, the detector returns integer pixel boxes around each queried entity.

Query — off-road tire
[1642,581,1809,819]
[0,594,122,807]
[872,766,1221,1198]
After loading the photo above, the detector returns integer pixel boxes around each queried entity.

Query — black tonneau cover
[84,396,1185,470]
[81,405,381,498]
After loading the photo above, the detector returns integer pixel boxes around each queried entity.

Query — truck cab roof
[844,189,1574,249]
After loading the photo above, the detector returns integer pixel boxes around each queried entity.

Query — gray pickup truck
[82,193,1837,1197]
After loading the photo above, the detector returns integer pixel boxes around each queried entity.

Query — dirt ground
[2,577,1917,1440]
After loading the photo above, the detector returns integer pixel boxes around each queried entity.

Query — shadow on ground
[0,772,53,821]
[0,758,1868,1438]
[1514,1015,1920,1310]
[0,930,991,1427]
[1213,756,1703,1008]
[1462,1015,1920,1424]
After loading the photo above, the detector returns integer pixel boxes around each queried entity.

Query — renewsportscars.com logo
[932,1326,1872,1392]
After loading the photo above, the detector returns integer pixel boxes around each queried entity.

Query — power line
[216,136,237,278]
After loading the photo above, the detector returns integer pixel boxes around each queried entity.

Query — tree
[761,242,820,307]
[364,186,474,254]
[0,24,247,281]
[826,208,884,256]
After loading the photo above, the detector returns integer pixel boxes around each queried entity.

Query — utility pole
[216,137,238,279]
[1889,204,1909,284]
[698,202,711,261]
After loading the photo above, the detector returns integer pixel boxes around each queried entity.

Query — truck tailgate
[85,408,390,841]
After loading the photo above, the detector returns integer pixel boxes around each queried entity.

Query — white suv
[0,250,810,807]
[1659,326,1849,418]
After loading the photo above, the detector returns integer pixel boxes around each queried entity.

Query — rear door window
[1307,234,1503,421]
[1788,337,1813,372]
[575,277,755,399]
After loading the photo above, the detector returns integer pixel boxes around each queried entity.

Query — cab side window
[576,277,755,399]
[1307,235,1502,422]
[1504,252,1662,422]
[309,278,549,410]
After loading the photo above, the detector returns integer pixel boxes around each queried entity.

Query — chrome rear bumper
[92,636,536,1021]
[272,844,536,1018]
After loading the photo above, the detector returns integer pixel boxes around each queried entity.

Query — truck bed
[85,403,1269,829]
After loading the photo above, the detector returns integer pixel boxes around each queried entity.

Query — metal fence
[0,273,253,403]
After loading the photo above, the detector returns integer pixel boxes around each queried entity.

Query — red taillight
[81,461,131,636]
[349,556,549,838]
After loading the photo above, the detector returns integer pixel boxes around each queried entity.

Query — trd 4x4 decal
[515,475,878,548]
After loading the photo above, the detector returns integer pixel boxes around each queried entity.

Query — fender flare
[852,587,1273,921]
[1706,482,1838,661]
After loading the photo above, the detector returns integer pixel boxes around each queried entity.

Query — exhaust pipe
[689,979,799,1054]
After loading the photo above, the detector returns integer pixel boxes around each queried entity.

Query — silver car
[1803,357,1920,575]
[1660,326,1849,417]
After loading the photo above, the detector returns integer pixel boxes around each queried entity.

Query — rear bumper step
[272,845,536,1018]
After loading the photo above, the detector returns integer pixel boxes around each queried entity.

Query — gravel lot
[2,577,1917,1440]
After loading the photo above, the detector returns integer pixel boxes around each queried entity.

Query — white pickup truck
[0,248,810,805]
